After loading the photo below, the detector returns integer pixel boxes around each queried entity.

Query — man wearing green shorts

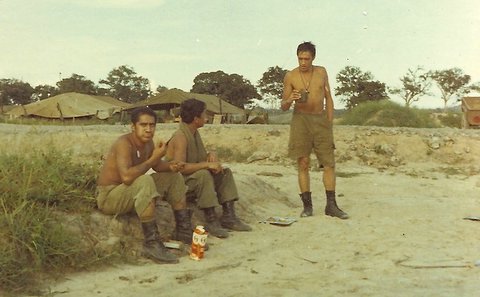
[281,41,348,220]
[96,107,193,264]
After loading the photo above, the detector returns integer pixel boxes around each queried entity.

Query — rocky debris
[427,136,442,149]
[247,151,270,163]
[266,129,281,137]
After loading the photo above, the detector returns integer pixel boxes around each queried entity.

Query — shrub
[339,100,439,128]
[0,148,115,294]
[436,112,462,128]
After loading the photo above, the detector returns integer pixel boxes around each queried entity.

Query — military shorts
[288,112,335,167]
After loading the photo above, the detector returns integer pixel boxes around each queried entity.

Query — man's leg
[212,168,251,232]
[298,156,313,217]
[151,172,194,244]
[98,175,178,263]
[323,166,348,219]
[184,170,229,238]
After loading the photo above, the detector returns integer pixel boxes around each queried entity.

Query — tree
[256,66,288,109]
[191,71,260,108]
[99,65,151,103]
[32,84,58,100]
[156,85,169,94]
[335,66,387,109]
[56,74,97,95]
[390,66,432,108]
[430,68,472,111]
[0,79,34,111]
[471,82,480,92]
[349,81,388,109]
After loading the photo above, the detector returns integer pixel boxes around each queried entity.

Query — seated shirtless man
[96,106,192,264]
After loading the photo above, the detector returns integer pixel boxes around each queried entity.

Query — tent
[128,89,245,122]
[7,92,132,120]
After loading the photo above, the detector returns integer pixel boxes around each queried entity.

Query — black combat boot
[174,209,209,251]
[300,192,313,217]
[173,209,193,244]
[325,190,349,219]
[141,221,178,264]
[203,207,229,238]
[220,201,252,231]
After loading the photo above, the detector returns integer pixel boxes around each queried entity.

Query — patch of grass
[437,166,464,176]
[339,100,439,128]
[0,148,122,294]
[436,112,462,128]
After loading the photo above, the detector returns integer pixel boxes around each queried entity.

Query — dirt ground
[2,123,479,297]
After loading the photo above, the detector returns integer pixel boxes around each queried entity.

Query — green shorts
[288,112,335,167]
[96,172,186,216]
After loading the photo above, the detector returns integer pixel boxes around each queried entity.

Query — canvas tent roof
[129,89,245,115]
[7,92,132,119]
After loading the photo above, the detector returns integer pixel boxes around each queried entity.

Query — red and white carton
[190,225,208,260]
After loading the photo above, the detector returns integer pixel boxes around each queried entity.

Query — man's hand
[207,161,223,174]
[290,89,301,102]
[207,151,218,162]
[169,161,185,172]
[152,140,167,160]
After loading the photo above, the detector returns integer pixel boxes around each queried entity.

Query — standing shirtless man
[281,41,348,219]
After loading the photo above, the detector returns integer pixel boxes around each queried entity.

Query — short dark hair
[297,41,316,58]
[180,99,206,124]
[130,106,157,124]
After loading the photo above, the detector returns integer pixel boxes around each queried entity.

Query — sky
[1,0,479,109]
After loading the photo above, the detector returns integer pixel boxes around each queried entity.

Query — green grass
[339,100,439,128]
[0,148,124,294]
[436,112,462,128]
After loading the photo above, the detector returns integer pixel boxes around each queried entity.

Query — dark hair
[297,41,316,58]
[130,106,157,124]
[180,98,206,124]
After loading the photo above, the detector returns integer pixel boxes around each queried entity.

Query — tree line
[1,64,478,113]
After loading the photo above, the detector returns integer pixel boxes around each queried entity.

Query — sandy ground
[1,123,479,297]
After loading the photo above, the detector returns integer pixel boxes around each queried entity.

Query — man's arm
[323,68,334,122]
[280,71,296,111]
[170,133,222,175]
[116,138,158,185]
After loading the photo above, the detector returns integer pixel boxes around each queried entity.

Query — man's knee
[192,169,215,184]
[297,157,310,171]
[136,174,156,187]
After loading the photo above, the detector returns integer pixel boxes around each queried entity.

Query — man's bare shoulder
[284,67,299,81]
[110,134,132,152]
[170,130,187,145]
[286,67,300,75]
[314,65,328,74]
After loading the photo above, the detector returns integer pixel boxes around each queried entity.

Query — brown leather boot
[203,207,229,238]
[325,191,349,219]
[220,201,252,231]
[299,192,313,217]
[141,221,178,264]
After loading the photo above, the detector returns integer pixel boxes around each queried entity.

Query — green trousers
[184,168,238,209]
[96,172,186,216]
